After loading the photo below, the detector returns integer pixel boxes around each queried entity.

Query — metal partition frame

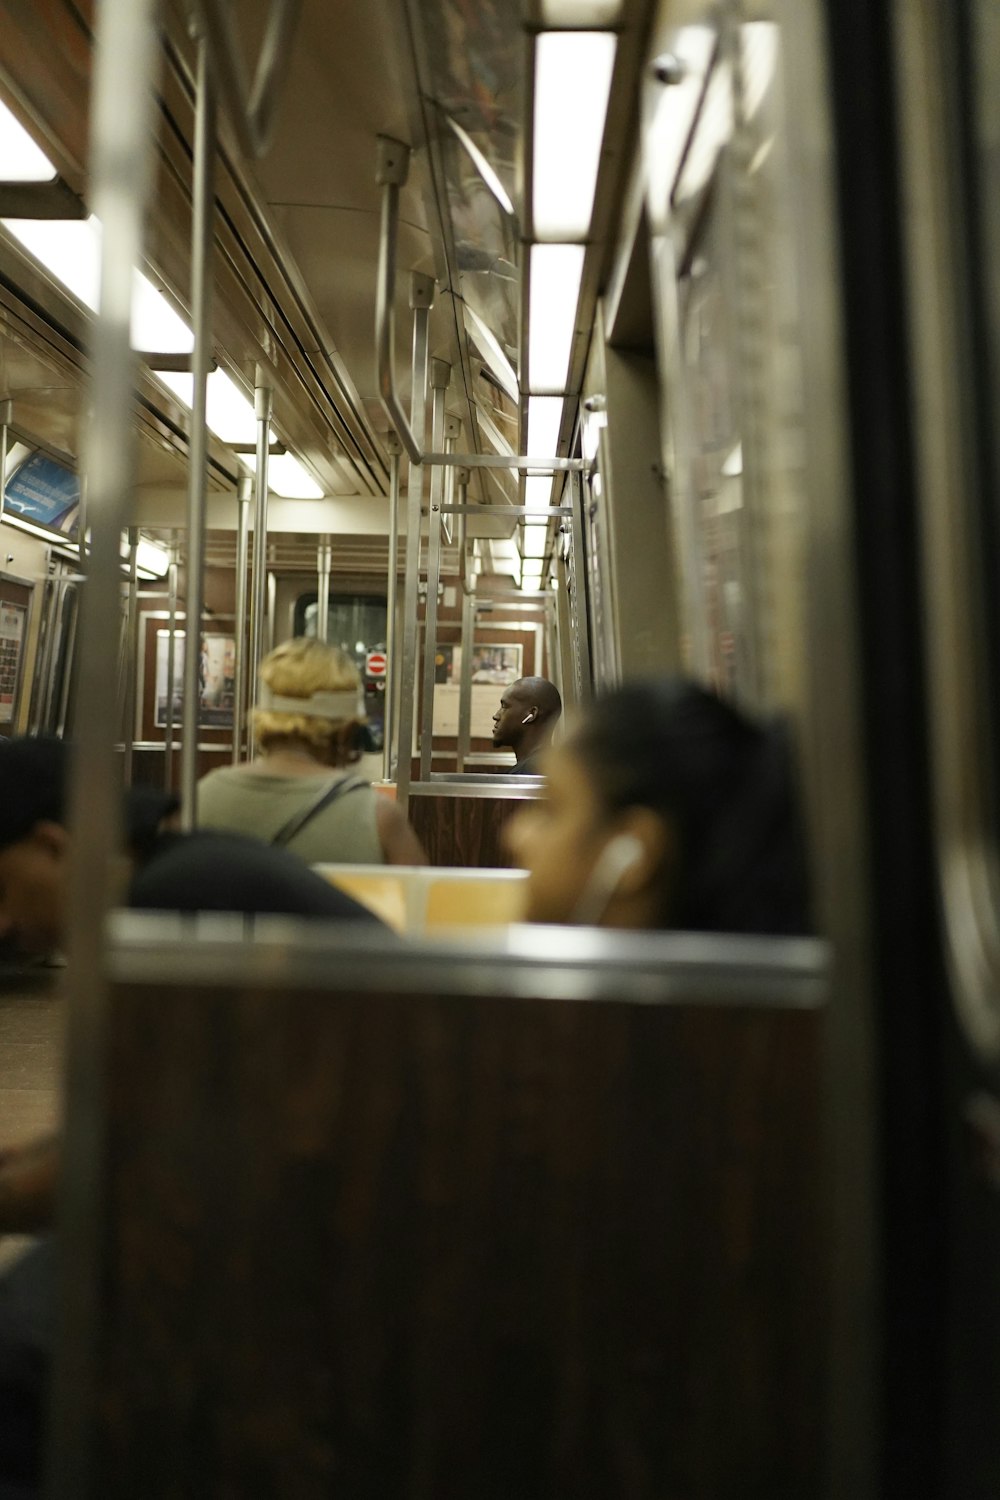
[50,0,164,1487]
[232,477,251,764]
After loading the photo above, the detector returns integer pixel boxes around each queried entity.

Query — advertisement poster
[154,630,235,729]
[0,603,27,724]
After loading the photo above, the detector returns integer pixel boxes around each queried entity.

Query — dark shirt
[507,751,546,777]
[128,829,381,924]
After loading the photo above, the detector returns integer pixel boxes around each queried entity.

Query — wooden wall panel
[409,793,530,868]
[89,984,825,1498]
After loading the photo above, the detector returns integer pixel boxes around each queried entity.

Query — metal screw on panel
[651,52,687,86]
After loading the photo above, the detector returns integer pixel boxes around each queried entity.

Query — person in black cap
[0,735,385,1494]
[0,735,381,963]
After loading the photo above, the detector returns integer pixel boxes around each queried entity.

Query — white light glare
[0,100,56,182]
[533,31,617,239]
[528,244,584,392]
[446,116,515,217]
[135,537,170,577]
[1,215,193,353]
[521,521,549,559]
[526,396,563,459]
[241,451,325,500]
[722,442,743,477]
[524,475,554,511]
[157,368,257,445]
[521,560,546,592]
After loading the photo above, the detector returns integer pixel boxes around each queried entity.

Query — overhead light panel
[528,244,584,392]
[521,522,549,559]
[241,451,324,499]
[532,31,617,239]
[2,214,193,353]
[0,100,56,181]
[521,560,546,591]
[523,474,553,511]
[526,396,563,459]
[446,115,515,217]
[157,368,257,445]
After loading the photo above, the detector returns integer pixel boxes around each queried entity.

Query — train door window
[293,592,387,750]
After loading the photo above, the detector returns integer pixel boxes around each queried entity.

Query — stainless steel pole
[382,436,401,780]
[419,361,449,782]
[164,531,179,787]
[457,588,475,772]
[179,35,217,828]
[393,272,433,815]
[248,385,273,733]
[122,526,139,784]
[316,533,331,641]
[569,470,593,700]
[50,0,162,1487]
[232,475,251,763]
[0,399,10,526]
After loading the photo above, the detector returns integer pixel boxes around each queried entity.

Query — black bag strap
[270,775,367,849]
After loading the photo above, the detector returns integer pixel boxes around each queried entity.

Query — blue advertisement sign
[4,452,80,536]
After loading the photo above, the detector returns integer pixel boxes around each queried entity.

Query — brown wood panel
[409,793,529,868]
[90,985,824,1498]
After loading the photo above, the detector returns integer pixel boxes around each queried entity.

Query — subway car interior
[0,0,998,1495]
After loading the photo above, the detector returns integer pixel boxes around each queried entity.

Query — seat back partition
[67,922,829,1498]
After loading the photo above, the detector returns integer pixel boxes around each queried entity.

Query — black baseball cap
[0,735,68,853]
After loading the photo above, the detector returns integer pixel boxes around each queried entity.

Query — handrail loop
[190,0,303,159]
[375,135,425,465]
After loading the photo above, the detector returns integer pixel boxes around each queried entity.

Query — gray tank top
[196,765,383,865]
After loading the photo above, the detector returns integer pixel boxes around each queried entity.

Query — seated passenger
[197,637,426,865]
[0,731,389,1494]
[491,675,562,774]
[505,677,811,934]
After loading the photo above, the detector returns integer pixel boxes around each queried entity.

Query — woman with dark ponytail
[505,678,812,935]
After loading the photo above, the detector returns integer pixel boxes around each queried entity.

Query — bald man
[491,676,562,775]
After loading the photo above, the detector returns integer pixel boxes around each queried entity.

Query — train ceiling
[0,0,648,543]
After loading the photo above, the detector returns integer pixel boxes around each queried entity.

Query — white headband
[256,684,365,721]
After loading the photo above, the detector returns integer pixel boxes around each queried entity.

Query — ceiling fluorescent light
[1,213,193,353]
[521,522,549,559]
[528,244,584,392]
[532,31,617,239]
[241,451,324,499]
[521,560,545,591]
[0,100,57,181]
[2,512,78,548]
[464,303,519,403]
[134,537,170,577]
[446,116,515,217]
[157,368,257,445]
[523,474,554,511]
[526,396,563,459]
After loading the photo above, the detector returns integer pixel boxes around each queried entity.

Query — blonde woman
[197,638,426,866]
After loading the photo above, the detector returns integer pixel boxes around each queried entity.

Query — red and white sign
[365,651,387,678]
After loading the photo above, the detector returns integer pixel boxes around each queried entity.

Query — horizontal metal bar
[423,452,587,471]
[229,441,286,455]
[0,177,87,219]
[442,504,573,516]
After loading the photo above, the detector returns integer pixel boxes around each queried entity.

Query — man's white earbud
[522,712,535,724]
[572,834,645,925]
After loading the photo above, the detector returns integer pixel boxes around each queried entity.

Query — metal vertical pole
[394,271,434,814]
[49,0,162,1488]
[0,399,10,526]
[457,589,475,771]
[248,386,273,731]
[122,526,139,784]
[164,532,179,787]
[569,469,593,699]
[316,533,331,641]
[419,361,449,783]
[382,437,401,780]
[232,476,251,763]
[179,35,217,829]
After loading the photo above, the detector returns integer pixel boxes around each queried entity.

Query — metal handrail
[375,136,423,464]
[193,0,303,159]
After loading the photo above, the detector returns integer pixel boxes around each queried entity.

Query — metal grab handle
[375,136,426,465]
[192,0,302,159]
